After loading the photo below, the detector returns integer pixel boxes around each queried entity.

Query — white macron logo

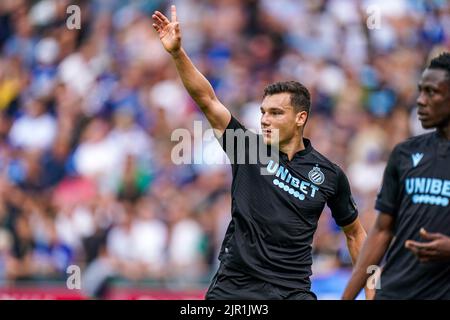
[411,153,424,167]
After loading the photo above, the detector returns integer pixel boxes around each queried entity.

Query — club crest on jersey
[308,166,325,185]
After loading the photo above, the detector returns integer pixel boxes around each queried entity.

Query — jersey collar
[279,138,313,161]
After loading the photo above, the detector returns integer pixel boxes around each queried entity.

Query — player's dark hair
[428,52,450,81]
[263,81,311,114]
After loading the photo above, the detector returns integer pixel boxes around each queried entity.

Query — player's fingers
[174,22,180,35]
[154,11,170,25]
[419,228,442,240]
[152,13,165,27]
[152,23,160,33]
[406,239,433,249]
[171,5,177,22]
[405,240,420,254]
[152,21,163,33]
[405,240,436,257]
[417,249,438,262]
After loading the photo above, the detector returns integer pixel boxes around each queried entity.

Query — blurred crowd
[0,0,449,298]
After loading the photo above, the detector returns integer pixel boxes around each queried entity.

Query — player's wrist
[170,47,183,58]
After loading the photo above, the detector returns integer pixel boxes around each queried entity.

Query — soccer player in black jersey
[152,6,369,300]
[343,52,450,300]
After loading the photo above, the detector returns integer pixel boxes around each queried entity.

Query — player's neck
[436,124,450,140]
[280,134,305,161]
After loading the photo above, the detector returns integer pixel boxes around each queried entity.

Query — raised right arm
[152,5,231,135]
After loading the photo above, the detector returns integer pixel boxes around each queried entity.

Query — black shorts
[205,264,317,300]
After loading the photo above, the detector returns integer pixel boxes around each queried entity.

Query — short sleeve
[217,115,260,169]
[374,146,400,216]
[327,168,359,227]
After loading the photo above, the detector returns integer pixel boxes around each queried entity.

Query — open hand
[405,228,450,263]
[152,5,181,54]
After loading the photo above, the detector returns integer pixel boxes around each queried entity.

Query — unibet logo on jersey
[405,177,450,207]
[266,160,320,201]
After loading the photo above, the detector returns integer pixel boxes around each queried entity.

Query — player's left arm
[341,218,374,299]
[327,168,373,299]
[405,228,450,262]
[342,218,367,266]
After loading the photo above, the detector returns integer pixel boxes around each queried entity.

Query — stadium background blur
[0,0,448,299]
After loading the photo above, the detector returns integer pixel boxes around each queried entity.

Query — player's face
[260,93,305,145]
[416,68,450,129]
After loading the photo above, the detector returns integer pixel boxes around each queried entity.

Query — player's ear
[296,110,308,128]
